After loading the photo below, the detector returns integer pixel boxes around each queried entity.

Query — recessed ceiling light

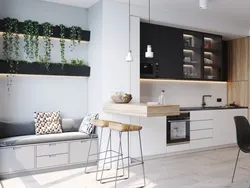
[200,0,208,9]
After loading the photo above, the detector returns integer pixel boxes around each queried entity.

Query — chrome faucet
[202,95,212,107]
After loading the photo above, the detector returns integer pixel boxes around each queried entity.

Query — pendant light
[126,0,133,62]
[145,0,154,58]
[199,0,208,9]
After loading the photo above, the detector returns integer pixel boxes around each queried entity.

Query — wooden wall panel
[228,81,248,107]
[228,37,249,82]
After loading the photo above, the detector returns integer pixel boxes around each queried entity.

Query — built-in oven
[167,112,190,144]
[140,62,159,78]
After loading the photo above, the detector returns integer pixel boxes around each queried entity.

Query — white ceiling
[38,0,99,8]
[36,0,250,38]
[38,0,250,27]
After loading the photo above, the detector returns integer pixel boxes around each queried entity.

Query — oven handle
[168,120,190,123]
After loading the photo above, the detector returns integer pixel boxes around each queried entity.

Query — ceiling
[36,0,250,38]
[38,0,100,8]
[38,0,250,27]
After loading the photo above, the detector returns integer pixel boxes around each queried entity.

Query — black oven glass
[167,113,190,144]
[140,63,154,76]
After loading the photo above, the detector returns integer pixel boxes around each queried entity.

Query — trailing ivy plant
[2,18,19,72]
[33,21,39,60]
[24,20,40,60]
[59,24,66,66]
[69,26,82,51]
[42,22,54,71]
[24,20,33,59]
[2,18,20,98]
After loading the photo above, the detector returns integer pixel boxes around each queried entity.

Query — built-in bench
[0,119,98,178]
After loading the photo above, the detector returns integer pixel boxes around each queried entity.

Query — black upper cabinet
[140,22,226,81]
[140,23,183,79]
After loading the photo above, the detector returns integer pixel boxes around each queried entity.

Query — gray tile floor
[1,146,250,188]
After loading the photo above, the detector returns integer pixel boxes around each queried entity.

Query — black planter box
[0,19,90,42]
[0,60,90,77]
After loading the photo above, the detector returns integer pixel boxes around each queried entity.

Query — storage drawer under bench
[36,154,68,169]
[37,143,68,156]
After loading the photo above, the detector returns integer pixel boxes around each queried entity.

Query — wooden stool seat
[92,120,119,128]
[109,122,142,132]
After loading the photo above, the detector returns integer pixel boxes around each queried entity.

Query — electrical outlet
[217,98,222,102]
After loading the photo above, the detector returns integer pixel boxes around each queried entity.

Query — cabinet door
[140,23,183,79]
[213,109,248,146]
[157,25,183,79]
[0,146,35,174]
[70,140,97,164]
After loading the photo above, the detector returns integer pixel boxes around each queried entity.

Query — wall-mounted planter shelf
[0,19,90,42]
[0,61,90,77]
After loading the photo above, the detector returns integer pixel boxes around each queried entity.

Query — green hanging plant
[69,26,82,51]
[24,20,33,59]
[24,20,39,60]
[77,27,82,44]
[33,21,39,60]
[3,18,20,72]
[42,22,54,71]
[2,18,20,98]
[59,24,66,64]
[69,26,77,51]
[12,19,19,61]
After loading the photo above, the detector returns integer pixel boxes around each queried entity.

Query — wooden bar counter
[103,103,180,117]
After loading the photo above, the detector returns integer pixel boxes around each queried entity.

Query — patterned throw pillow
[79,113,99,134]
[34,111,62,135]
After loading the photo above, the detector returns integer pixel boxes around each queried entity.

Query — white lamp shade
[126,51,133,62]
[200,0,207,9]
[145,45,154,58]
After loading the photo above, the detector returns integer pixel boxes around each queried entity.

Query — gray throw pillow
[79,114,99,134]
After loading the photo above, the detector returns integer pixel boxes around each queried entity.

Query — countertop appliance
[167,112,190,145]
[140,62,159,78]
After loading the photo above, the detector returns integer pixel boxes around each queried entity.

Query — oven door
[167,119,190,144]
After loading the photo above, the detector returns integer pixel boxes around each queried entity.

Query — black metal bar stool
[85,120,124,181]
[100,122,146,188]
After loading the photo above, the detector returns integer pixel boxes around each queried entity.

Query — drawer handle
[13,147,21,150]
[49,155,57,158]
[49,143,56,146]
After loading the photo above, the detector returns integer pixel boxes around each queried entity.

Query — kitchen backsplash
[140,80,227,107]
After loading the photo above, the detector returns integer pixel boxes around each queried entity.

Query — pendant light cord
[149,0,151,24]
[129,0,131,51]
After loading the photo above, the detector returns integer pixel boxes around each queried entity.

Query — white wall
[140,80,227,107]
[0,75,88,122]
[0,0,89,121]
[88,1,103,114]
[0,0,88,29]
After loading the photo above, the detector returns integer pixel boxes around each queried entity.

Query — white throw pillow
[79,113,99,134]
[34,111,62,135]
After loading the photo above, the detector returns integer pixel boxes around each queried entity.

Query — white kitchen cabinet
[37,143,68,156]
[0,146,35,174]
[190,111,213,121]
[190,120,213,131]
[70,140,97,164]
[167,143,190,153]
[37,154,68,169]
[135,117,167,157]
[190,129,213,140]
[190,138,213,150]
[213,109,248,146]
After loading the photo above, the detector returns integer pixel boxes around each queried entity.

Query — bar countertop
[103,103,180,117]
